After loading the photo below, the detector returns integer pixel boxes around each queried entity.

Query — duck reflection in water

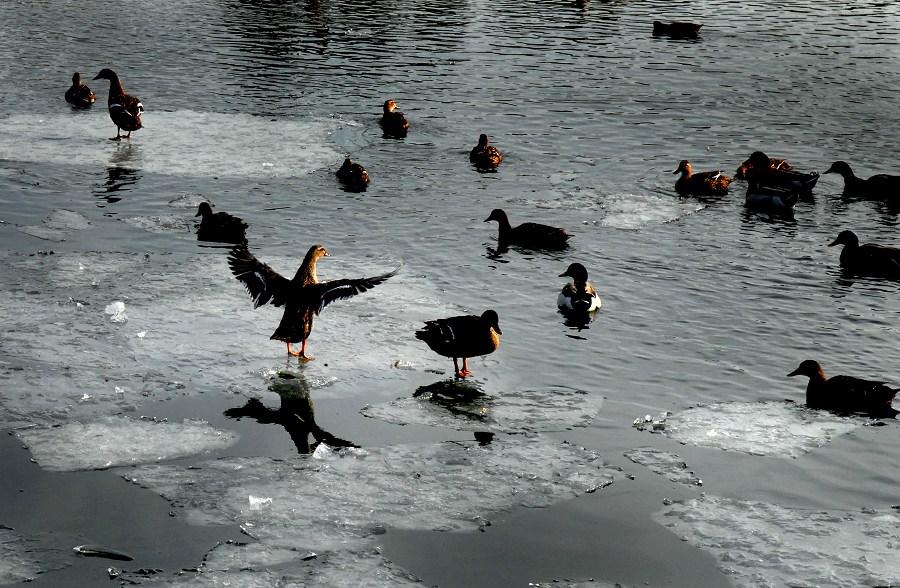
[413,378,494,425]
[225,371,357,454]
[93,166,141,204]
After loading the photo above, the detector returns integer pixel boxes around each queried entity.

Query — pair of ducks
[67,69,143,141]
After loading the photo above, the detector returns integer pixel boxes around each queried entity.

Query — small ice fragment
[114,386,125,397]
[79,394,92,402]
[104,301,127,323]
[262,162,274,167]
[137,331,146,339]
[248,495,272,509]
[73,544,134,561]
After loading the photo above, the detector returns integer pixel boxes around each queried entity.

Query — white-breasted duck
[788,359,898,418]
[558,263,601,313]
[93,68,143,140]
[416,310,501,378]
[65,72,95,107]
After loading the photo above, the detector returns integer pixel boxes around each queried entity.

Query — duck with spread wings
[228,244,398,360]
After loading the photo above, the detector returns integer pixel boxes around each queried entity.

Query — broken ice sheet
[16,415,238,471]
[361,386,603,433]
[656,495,900,587]
[17,209,93,241]
[0,526,41,584]
[663,401,859,458]
[624,447,702,487]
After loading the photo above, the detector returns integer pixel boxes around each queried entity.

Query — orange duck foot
[286,341,314,361]
[453,358,471,378]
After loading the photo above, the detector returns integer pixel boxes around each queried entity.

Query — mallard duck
[380,99,409,138]
[416,310,501,378]
[558,263,601,313]
[64,72,95,107]
[652,21,702,38]
[228,244,398,359]
[788,359,898,418]
[469,134,503,170]
[195,202,248,245]
[823,161,900,198]
[336,158,370,190]
[672,160,732,196]
[735,155,793,180]
[744,184,798,214]
[484,208,570,250]
[744,151,818,193]
[92,68,143,141]
[827,230,900,278]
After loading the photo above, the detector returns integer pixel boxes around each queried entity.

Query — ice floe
[17,209,93,241]
[624,447,702,487]
[0,526,40,584]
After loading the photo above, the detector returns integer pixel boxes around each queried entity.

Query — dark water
[1,0,899,586]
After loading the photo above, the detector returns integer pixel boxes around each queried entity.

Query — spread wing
[307,268,399,315]
[227,245,292,308]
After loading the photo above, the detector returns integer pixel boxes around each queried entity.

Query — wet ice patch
[663,401,859,458]
[362,385,603,433]
[0,527,39,584]
[17,415,237,471]
[17,209,93,241]
[597,192,703,230]
[104,300,127,323]
[119,214,194,234]
[656,495,900,588]
[624,447,703,487]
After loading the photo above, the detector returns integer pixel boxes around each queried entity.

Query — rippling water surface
[1,1,899,586]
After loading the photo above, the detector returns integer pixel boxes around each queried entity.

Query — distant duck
[64,72,95,107]
[735,155,793,180]
[652,21,702,38]
[416,310,502,378]
[744,184,799,214]
[228,244,398,360]
[336,158,370,190]
[672,160,732,196]
[745,151,818,193]
[827,230,900,278]
[92,68,143,141]
[469,134,503,170]
[823,161,900,198]
[195,202,248,245]
[558,263,601,313]
[380,99,409,138]
[484,208,570,250]
[788,359,898,418]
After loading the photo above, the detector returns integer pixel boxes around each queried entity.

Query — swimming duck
[652,21,702,38]
[64,72,95,107]
[827,230,900,278]
[92,68,143,141]
[228,244,398,359]
[744,184,798,214]
[195,202,248,245]
[416,310,501,378]
[558,263,601,313]
[823,161,900,199]
[380,99,409,138]
[735,155,793,180]
[744,151,818,193]
[469,134,503,170]
[484,208,570,250]
[336,158,370,191]
[788,359,898,418]
[672,160,732,196]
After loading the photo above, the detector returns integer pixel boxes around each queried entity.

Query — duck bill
[826,237,840,247]
[786,368,802,377]
[494,327,502,335]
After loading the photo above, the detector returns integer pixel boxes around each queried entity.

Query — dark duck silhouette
[672,160,732,196]
[195,202,248,245]
[335,158,370,190]
[788,359,898,418]
[484,208,570,250]
[228,244,398,360]
[65,72,95,107]
[827,230,900,278]
[558,263,601,313]
[652,21,702,38]
[469,134,503,170]
[823,161,900,199]
[380,99,409,138]
[744,184,799,215]
[93,68,143,140]
[744,151,818,194]
[416,310,501,378]
[735,154,793,180]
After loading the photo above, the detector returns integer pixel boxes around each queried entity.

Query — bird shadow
[413,378,494,424]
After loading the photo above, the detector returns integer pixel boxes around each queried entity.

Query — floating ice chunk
[247,495,273,510]
[656,495,900,587]
[17,415,238,471]
[17,209,93,241]
[0,527,40,584]
[137,331,146,339]
[624,447,702,487]
[598,192,703,230]
[104,300,127,323]
[120,214,194,234]
[662,401,859,458]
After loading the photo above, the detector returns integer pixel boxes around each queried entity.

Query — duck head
[93,68,118,82]
[383,99,398,113]
[480,309,502,335]
[560,262,590,284]
[823,161,852,177]
[304,244,330,263]
[484,208,510,224]
[477,134,490,147]
[827,230,859,248]
[72,72,83,85]
[672,160,691,175]
[787,359,825,380]
[746,151,772,169]
[195,201,214,218]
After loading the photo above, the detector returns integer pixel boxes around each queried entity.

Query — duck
[228,244,398,359]
[823,160,900,199]
[484,208,570,250]
[64,72,95,107]
[558,263,601,313]
[416,310,501,378]
[469,134,503,170]
[652,21,702,38]
[735,155,793,180]
[827,230,900,278]
[744,151,818,193]
[787,359,898,418]
[336,158,370,190]
[92,68,143,141]
[744,184,799,214]
[380,99,409,138]
[195,202,248,245]
[672,160,732,196]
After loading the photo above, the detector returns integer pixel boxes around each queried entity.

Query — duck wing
[305,269,399,315]
[227,246,293,308]
[111,94,143,128]
[827,375,898,410]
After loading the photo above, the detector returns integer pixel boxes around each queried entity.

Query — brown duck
[416,310,501,378]
[195,202,248,245]
[484,208,570,250]
[469,134,503,170]
[744,151,818,193]
[65,72,95,107]
[93,68,143,140]
[652,21,702,38]
[672,160,732,196]
[380,99,409,138]
[336,158,370,190]
[788,359,898,418]
[228,244,398,359]
[735,155,792,180]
